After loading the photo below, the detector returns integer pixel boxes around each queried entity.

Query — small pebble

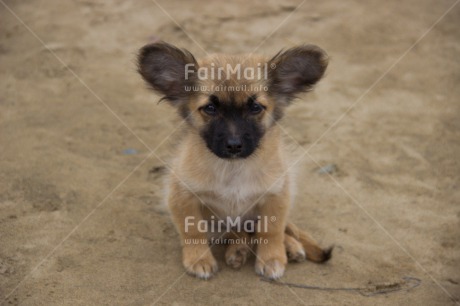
[122,148,138,155]
[318,164,337,174]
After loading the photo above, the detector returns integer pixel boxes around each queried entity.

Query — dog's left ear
[268,45,328,104]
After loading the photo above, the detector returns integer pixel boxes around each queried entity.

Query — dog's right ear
[138,42,198,104]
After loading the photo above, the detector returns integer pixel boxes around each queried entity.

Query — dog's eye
[249,102,264,115]
[202,104,217,116]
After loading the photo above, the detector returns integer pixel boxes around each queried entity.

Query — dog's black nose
[226,137,242,155]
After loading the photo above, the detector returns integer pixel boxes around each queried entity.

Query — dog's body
[138,42,331,279]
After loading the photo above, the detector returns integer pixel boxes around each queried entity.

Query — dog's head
[138,42,328,159]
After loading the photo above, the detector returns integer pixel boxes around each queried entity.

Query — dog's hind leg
[285,222,332,263]
[224,231,253,269]
[284,233,306,262]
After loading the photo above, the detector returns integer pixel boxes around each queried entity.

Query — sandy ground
[1,0,459,305]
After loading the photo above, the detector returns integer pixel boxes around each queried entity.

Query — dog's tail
[285,222,333,263]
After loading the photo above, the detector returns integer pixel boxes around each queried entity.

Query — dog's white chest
[215,165,259,200]
[198,162,284,219]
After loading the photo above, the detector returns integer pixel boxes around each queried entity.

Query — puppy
[138,42,332,280]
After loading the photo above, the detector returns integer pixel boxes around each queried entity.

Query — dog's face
[138,42,328,159]
[196,93,266,159]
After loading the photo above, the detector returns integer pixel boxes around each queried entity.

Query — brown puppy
[138,42,332,279]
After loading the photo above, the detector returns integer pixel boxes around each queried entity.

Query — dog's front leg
[168,182,218,279]
[255,192,289,279]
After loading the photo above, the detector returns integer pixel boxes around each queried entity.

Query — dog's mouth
[206,144,257,160]
[210,150,253,160]
[228,152,244,159]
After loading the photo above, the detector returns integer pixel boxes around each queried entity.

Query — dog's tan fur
[138,42,332,279]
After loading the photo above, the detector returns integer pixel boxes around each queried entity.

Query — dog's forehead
[199,54,267,71]
[214,91,252,105]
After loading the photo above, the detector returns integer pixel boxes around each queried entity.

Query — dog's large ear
[268,45,328,104]
[138,42,198,104]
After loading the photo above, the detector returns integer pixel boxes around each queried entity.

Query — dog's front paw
[185,258,218,279]
[255,258,286,279]
[255,242,287,279]
[183,246,218,280]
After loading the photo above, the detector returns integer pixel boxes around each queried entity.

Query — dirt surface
[1,0,459,305]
